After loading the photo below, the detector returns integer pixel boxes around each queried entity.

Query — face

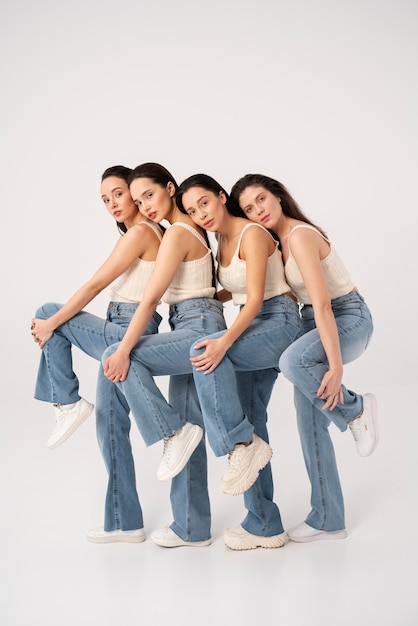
[182,187,227,232]
[129,177,175,222]
[100,176,137,223]
[238,185,282,230]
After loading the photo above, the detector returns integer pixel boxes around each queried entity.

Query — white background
[1,1,417,625]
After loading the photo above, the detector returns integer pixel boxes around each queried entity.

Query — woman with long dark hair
[231,173,378,542]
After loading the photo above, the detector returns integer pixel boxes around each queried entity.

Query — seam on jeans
[109,385,120,529]
[312,407,327,530]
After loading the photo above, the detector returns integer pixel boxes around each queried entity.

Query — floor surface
[1,381,416,626]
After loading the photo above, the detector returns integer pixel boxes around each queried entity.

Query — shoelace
[225,445,246,475]
[161,435,174,466]
[52,413,66,434]
[350,418,366,441]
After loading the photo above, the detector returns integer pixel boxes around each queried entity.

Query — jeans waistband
[108,301,139,312]
[301,290,365,311]
[168,297,223,314]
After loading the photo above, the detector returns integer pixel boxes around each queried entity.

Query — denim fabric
[278,291,374,531]
[168,374,211,541]
[190,295,303,535]
[103,297,254,457]
[101,297,229,541]
[34,302,162,531]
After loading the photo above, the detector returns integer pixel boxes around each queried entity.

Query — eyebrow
[101,186,124,199]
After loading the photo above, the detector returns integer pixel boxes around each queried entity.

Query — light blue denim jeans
[104,297,254,457]
[278,291,374,531]
[102,297,231,541]
[190,295,303,536]
[33,302,209,538]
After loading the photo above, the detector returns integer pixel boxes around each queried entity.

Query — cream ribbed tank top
[109,221,164,303]
[284,224,354,304]
[217,223,290,305]
[163,222,216,305]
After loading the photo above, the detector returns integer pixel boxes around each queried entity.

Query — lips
[204,219,215,229]
[148,211,158,221]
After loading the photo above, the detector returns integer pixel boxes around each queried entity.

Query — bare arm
[289,229,344,410]
[103,226,193,381]
[191,227,272,373]
[31,225,154,348]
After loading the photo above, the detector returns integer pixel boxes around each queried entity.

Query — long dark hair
[230,173,327,239]
[176,173,242,217]
[176,173,234,293]
[101,165,133,234]
[128,162,178,190]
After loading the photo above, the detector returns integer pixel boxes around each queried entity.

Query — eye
[135,200,142,207]
[115,192,123,198]
[244,206,252,213]
[146,192,153,199]
[187,209,196,216]
[103,198,109,204]
[259,195,265,202]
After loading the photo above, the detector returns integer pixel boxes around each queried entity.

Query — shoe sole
[151,535,212,548]
[287,529,348,543]
[221,439,273,496]
[87,532,145,544]
[223,531,286,551]
[157,426,204,481]
[362,393,379,456]
[48,402,94,449]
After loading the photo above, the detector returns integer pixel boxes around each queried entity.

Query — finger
[193,341,208,351]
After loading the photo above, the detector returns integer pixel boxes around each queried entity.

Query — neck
[217,214,244,241]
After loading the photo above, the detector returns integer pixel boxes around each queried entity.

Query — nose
[255,204,264,215]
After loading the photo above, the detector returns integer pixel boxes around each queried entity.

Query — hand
[103,350,131,382]
[317,369,344,411]
[190,337,228,374]
[31,318,53,349]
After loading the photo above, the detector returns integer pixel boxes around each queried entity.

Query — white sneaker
[223,525,286,551]
[150,525,211,548]
[221,434,273,496]
[47,398,94,449]
[287,521,348,543]
[157,423,203,481]
[349,393,379,457]
[87,527,145,544]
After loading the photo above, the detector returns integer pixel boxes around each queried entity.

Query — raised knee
[34,302,61,319]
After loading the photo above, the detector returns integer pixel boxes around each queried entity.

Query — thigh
[58,310,127,360]
[227,314,300,371]
[129,329,200,376]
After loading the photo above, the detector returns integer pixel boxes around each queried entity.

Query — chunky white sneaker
[87,527,145,544]
[349,393,379,457]
[157,423,203,481]
[47,398,94,449]
[221,434,273,496]
[150,525,211,548]
[287,521,348,543]
[223,525,286,551]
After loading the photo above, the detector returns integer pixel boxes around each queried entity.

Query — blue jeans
[102,297,229,541]
[104,298,253,457]
[190,295,303,536]
[278,291,374,531]
[34,302,207,537]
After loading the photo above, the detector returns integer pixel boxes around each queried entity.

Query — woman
[230,173,378,542]
[176,173,302,551]
[31,165,164,543]
[102,163,270,548]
